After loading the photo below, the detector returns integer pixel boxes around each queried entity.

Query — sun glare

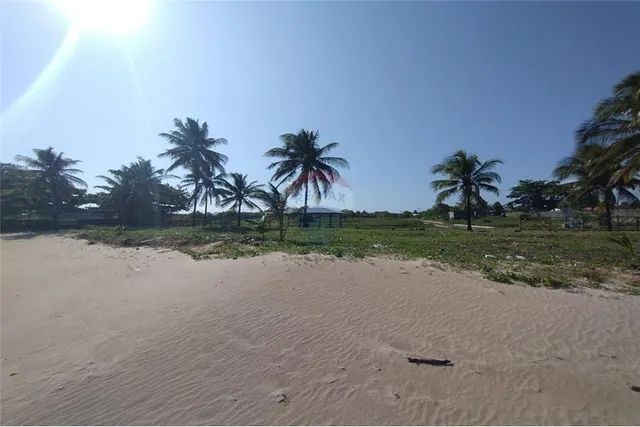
[54,0,151,35]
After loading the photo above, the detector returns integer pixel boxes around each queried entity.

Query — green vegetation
[14,147,87,226]
[506,179,566,212]
[217,173,262,227]
[576,72,639,184]
[556,71,640,231]
[76,216,640,292]
[431,150,502,231]
[96,157,189,226]
[554,144,639,231]
[265,129,349,227]
[4,72,640,295]
[255,184,290,241]
[158,117,228,227]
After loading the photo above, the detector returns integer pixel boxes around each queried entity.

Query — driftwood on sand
[407,357,454,366]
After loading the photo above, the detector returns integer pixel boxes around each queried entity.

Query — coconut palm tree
[577,72,640,184]
[181,171,228,226]
[256,183,289,241]
[158,118,228,227]
[15,146,86,226]
[553,144,639,231]
[265,129,349,227]
[97,157,168,225]
[430,150,502,231]
[218,173,262,227]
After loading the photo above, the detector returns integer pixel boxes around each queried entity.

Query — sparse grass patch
[75,217,639,292]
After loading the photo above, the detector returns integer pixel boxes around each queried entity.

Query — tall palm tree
[431,150,502,231]
[15,146,86,226]
[218,173,263,227]
[97,157,168,225]
[553,144,639,231]
[256,183,289,241]
[265,129,349,226]
[577,72,640,184]
[181,171,228,226]
[158,118,228,226]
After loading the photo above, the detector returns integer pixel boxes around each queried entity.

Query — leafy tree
[15,147,86,226]
[217,173,263,227]
[0,163,40,218]
[553,144,639,231]
[158,118,228,227]
[491,201,505,216]
[506,180,564,212]
[431,150,502,231]
[471,197,490,218]
[423,202,452,219]
[256,183,290,241]
[265,129,349,227]
[157,183,191,219]
[97,157,176,226]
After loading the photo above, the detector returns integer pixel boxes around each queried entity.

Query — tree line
[1,124,349,240]
[429,71,639,231]
[2,72,637,233]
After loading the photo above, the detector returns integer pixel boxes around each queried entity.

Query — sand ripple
[2,235,639,425]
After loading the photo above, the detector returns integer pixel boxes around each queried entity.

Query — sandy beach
[1,234,639,425]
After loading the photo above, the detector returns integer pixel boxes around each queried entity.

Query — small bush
[542,276,569,288]
[480,266,513,283]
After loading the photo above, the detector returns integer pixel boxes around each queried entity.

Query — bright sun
[54,0,152,35]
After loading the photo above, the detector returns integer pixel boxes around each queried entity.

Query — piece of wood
[407,357,453,366]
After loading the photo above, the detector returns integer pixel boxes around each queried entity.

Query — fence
[517,212,640,231]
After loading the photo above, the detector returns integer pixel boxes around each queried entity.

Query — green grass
[76,217,640,292]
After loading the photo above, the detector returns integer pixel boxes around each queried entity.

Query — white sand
[1,234,639,425]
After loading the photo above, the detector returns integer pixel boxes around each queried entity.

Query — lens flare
[1,28,80,133]
[54,0,151,35]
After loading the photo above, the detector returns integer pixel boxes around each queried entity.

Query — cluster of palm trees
[553,72,639,231]
[9,122,350,237]
[96,157,187,226]
[158,118,229,227]
[8,71,637,234]
[14,147,88,225]
[156,121,350,234]
[430,72,638,232]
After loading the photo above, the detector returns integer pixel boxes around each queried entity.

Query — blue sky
[2,1,639,212]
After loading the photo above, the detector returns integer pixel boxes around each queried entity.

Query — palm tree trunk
[51,183,59,229]
[203,195,208,227]
[28,206,33,231]
[279,214,284,241]
[237,200,242,227]
[52,202,59,229]
[605,191,614,232]
[192,179,199,227]
[125,190,135,225]
[303,177,309,227]
[465,192,472,231]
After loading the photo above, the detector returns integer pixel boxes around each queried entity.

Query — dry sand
[1,234,639,425]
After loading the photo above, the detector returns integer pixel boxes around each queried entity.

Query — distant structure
[290,207,343,228]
